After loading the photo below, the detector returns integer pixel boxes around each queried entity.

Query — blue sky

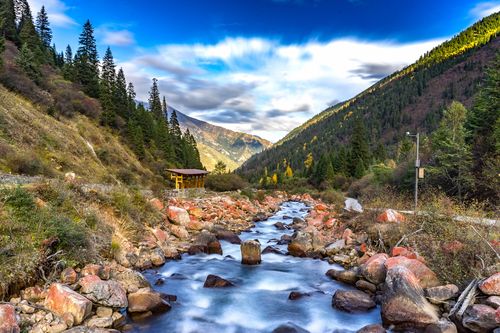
[28,0,500,142]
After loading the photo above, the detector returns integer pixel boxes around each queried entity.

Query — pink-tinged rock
[479,272,500,296]
[315,203,328,212]
[385,256,440,288]
[21,285,46,302]
[357,324,386,333]
[186,219,204,231]
[78,275,128,308]
[360,253,389,285]
[45,283,92,325]
[377,209,406,223]
[462,304,499,333]
[170,225,189,240]
[188,206,203,218]
[324,217,337,228]
[149,198,164,211]
[0,304,20,333]
[81,264,103,278]
[167,206,190,225]
[152,228,169,242]
[342,228,355,245]
[61,267,78,284]
[128,288,171,313]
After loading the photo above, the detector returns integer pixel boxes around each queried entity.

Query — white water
[132,201,381,333]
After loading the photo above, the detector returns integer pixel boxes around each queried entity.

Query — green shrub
[7,153,45,176]
[320,189,345,206]
[205,173,248,192]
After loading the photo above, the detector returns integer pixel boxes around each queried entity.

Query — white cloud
[118,36,443,142]
[101,29,135,46]
[28,0,76,27]
[470,1,500,19]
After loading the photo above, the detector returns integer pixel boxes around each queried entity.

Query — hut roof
[166,169,209,176]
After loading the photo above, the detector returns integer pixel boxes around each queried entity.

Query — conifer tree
[17,2,43,62]
[213,161,227,175]
[127,82,136,113]
[114,68,128,119]
[349,118,370,177]
[35,5,51,48]
[16,42,40,81]
[169,109,182,140]
[62,44,74,80]
[0,0,18,42]
[100,47,116,126]
[74,20,99,98]
[162,96,168,118]
[148,78,162,119]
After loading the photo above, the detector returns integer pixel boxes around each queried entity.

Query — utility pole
[406,132,420,214]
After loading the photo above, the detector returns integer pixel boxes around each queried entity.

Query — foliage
[205,173,248,192]
[213,160,227,175]
[74,20,99,98]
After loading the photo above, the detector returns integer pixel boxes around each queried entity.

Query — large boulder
[45,283,92,325]
[360,253,388,285]
[385,256,440,288]
[332,290,376,312]
[288,231,313,257]
[203,274,234,288]
[78,275,127,308]
[111,269,151,293]
[167,206,191,225]
[381,266,440,330]
[462,304,499,333]
[377,209,406,223]
[479,273,500,296]
[127,288,171,313]
[241,240,261,265]
[0,304,20,333]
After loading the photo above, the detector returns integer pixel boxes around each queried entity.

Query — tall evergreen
[74,20,99,98]
[35,5,51,48]
[114,68,128,119]
[17,2,43,62]
[0,0,17,42]
[99,46,116,126]
[148,78,162,119]
[349,118,370,177]
[162,96,168,119]
[62,44,73,80]
[16,42,40,82]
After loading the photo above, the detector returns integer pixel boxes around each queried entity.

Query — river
[132,201,381,333]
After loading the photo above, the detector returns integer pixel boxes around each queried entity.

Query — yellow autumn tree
[285,165,293,178]
[304,153,314,170]
[272,173,278,185]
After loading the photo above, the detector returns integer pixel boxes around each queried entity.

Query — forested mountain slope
[239,13,500,181]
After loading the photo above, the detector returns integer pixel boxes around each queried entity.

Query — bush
[7,152,45,176]
[320,189,345,207]
[205,173,248,192]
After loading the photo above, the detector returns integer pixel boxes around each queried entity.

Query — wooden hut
[166,169,209,190]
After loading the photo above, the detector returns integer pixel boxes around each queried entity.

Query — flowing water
[133,201,381,333]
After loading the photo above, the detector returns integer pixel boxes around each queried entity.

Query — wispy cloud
[28,0,76,27]
[100,28,135,46]
[118,36,443,142]
[469,1,500,19]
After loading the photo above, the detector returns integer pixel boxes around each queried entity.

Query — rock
[356,280,377,294]
[188,244,208,255]
[356,324,386,333]
[208,240,223,255]
[425,284,459,304]
[78,275,127,308]
[326,269,358,285]
[376,209,406,223]
[0,304,20,333]
[272,322,310,333]
[215,230,241,244]
[274,222,287,230]
[111,311,125,328]
[288,291,311,300]
[479,272,500,296]
[149,247,166,266]
[325,239,346,256]
[203,274,234,288]
[170,224,189,240]
[45,283,92,325]
[241,240,261,265]
[127,288,171,313]
[96,307,113,318]
[61,313,74,328]
[381,266,439,330]
[278,234,293,245]
[81,264,105,278]
[86,317,113,328]
[385,256,440,288]
[18,300,35,314]
[332,290,376,312]
[342,228,355,245]
[485,295,500,309]
[154,278,165,286]
[21,285,46,302]
[111,269,150,293]
[149,198,164,211]
[360,253,388,285]
[424,320,457,333]
[167,206,190,225]
[462,304,499,333]
[262,246,284,255]
[288,232,312,257]
[61,267,79,285]
[186,219,204,231]
[331,254,351,265]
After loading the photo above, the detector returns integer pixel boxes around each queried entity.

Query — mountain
[167,107,272,171]
[238,13,500,180]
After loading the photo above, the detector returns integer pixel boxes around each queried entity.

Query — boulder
[188,244,208,255]
[111,269,150,294]
[424,320,457,333]
[479,272,500,296]
[356,280,377,294]
[271,323,310,333]
[215,229,241,244]
[207,240,223,255]
[203,274,234,288]
[462,304,499,333]
[149,247,166,266]
[332,290,376,312]
[45,283,92,325]
[170,225,189,240]
[167,206,191,225]
[149,198,164,211]
[288,232,313,257]
[127,288,171,313]
[81,264,106,279]
[262,246,285,255]
[385,256,440,288]
[356,324,386,333]
[274,222,288,230]
[381,266,439,330]
[0,304,20,333]
[424,284,459,304]
[78,275,128,308]
[61,267,79,285]
[21,285,46,302]
[326,269,358,285]
[377,209,406,223]
[325,239,346,256]
[241,240,261,265]
[360,253,388,285]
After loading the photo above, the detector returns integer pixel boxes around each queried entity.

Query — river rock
[272,322,310,333]
[111,269,150,293]
[170,225,189,240]
[278,234,293,245]
[288,291,311,300]
[127,288,171,313]
[203,274,234,288]
[360,253,388,285]
[425,284,459,304]
[462,304,499,333]
[332,290,375,312]
[0,304,20,333]
[149,247,166,266]
[325,239,346,256]
[208,240,223,255]
[385,256,440,288]
[326,269,358,285]
[188,244,208,255]
[356,280,377,294]
[356,324,386,333]
[262,246,285,255]
[61,267,79,285]
[86,317,113,328]
[45,283,92,325]
[485,295,500,309]
[167,206,191,225]
[78,275,127,308]
[274,222,288,230]
[288,231,313,257]
[241,240,261,265]
[424,320,457,333]
[381,266,439,330]
[215,229,241,244]
[479,272,500,296]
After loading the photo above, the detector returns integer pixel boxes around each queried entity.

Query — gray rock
[425,284,459,304]
[332,290,375,312]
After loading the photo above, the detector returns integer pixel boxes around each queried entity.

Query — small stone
[479,272,500,296]
[326,269,358,285]
[86,316,113,328]
[203,274,234,288]
[96,307,113,318]
[425,284,459,304]
[424,320,457,333]
[61,313,74,328]
[485,295,500,309]
[325,239,345,256]
[48,323,67,333]
[60,268,78,285]
[288,291,311,300]
[332,290,376,312]
[19,300,36,314]
[112,311,126,328]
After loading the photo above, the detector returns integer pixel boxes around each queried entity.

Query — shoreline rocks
[332,290,376,312]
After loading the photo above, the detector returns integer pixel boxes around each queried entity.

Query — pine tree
[162,96,168,118]
[169,109,182,140]
[127,82,136,114]
[213,161,227,175]
[349,118,370,177]
[62,44,74,80]
[100,47,116,126]
[114,68,128,119]
[17,2,43,62]
[148,78,162,119]
[35,5,51,48]
[0,0,18,42]
[74,20,99,98]
[16,42,40,82]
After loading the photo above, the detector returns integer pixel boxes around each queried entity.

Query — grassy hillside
[239,13,500,181]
